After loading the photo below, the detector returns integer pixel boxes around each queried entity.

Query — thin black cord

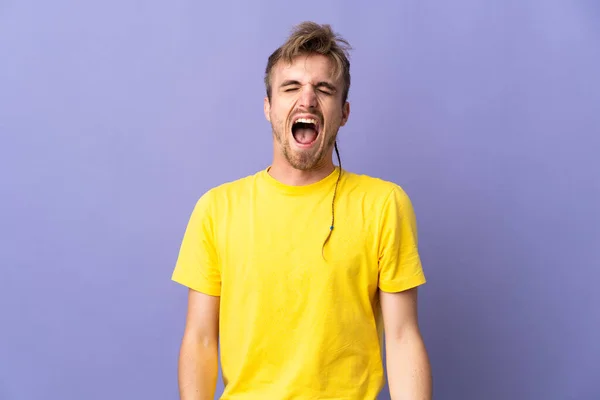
[322,141,342,258]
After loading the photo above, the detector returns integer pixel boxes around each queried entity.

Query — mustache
[290,110,323,121]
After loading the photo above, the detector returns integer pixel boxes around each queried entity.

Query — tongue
[294,128,317,144]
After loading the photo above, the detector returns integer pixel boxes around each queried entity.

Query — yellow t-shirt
[172,167,426,399]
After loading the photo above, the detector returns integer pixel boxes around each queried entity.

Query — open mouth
[291,117,320,146]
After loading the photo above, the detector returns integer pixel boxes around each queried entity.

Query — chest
[215,192,381,298]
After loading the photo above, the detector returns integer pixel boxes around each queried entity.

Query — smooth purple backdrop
[1,1,599,399]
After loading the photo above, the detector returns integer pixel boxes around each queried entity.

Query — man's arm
[380,287,432,400]
[178,289,220,400]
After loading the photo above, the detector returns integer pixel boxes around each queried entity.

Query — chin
[284,146,323,171]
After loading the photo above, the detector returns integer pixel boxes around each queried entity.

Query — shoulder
[209,171,260,196]
[342,171,419,241]
[342,169,412,203]
[341,169,417,224]
[192,170,262,211]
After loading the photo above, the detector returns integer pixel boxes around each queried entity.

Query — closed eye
[281,80,301,92]
[285,87,330,94]
[280,80,337,95]
[316,82,336,95]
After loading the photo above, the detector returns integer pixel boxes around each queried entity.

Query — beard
[272,122,337,171]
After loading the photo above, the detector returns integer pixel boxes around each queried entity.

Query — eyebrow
[280,80,338,92]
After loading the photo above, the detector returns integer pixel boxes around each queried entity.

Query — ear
[264,96,271,122]
[340,101,350,127]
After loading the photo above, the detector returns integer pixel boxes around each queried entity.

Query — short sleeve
[377,185,426,293]
[171,191,221,296]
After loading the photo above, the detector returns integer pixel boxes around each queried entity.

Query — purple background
[1,1,599,399]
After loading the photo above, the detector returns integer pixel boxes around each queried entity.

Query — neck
[268,158,335,186]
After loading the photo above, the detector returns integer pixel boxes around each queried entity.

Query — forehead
[272,54,341,86]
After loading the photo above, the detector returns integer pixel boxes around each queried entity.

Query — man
[172,21,432,400]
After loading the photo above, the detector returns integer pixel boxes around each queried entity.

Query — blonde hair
[264,21,352,104]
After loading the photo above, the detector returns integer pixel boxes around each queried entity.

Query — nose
[298,85,317,108]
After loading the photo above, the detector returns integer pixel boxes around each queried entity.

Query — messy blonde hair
[264,21,352,104]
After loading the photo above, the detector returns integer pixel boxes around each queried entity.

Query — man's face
[264,53,350,171]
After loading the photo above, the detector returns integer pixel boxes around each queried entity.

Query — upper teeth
[295,118,317,124]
